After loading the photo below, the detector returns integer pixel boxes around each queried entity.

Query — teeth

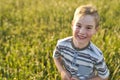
[77,35,86,39]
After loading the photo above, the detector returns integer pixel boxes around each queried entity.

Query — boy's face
[72,15,98,45]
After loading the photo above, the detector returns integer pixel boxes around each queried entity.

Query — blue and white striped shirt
[53,37,109,80]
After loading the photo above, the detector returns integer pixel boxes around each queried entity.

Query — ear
[95,27,99,31]
[94,27,99,34]
[71,20,74,29]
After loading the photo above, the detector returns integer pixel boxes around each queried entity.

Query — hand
[71,77,79,80]
[61,70,71,80]
[89,76,102,80]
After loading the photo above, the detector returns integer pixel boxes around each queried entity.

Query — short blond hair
[73,5,100,27]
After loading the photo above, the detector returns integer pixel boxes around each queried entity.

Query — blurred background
[0,0,120,80]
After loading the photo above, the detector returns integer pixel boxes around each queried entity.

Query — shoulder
[89,42,103,55]
[57,36,72,46]
[88,42,104,60]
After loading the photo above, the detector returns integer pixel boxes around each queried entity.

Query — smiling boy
[53,5,109,80]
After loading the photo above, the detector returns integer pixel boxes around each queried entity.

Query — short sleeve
[53,41,61,58]
[95,58,110,79]
[53,46,61,58]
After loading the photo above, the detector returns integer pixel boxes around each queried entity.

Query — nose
[79,27,86,34]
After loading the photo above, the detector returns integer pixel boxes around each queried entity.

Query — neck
[72,38,90,50]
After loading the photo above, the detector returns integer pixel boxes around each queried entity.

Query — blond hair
[73,5,100,27]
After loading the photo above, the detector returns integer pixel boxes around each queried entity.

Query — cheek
[72,26,77,31]
[72,26,78,33]
[87,31,95,37]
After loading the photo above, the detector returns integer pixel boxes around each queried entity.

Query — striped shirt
[53,37,109,80]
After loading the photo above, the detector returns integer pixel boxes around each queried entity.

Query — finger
[71,77,79,80]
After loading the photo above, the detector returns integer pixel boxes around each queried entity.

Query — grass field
[0,0,120,80]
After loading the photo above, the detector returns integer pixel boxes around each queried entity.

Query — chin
[76,39,85,43]
[77,38,89,43]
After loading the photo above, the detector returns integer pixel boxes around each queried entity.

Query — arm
[53,57,64,73]
[89,76,108,80]
[54,57,71,80]
[94,57,109,80]
[53,43,71,80]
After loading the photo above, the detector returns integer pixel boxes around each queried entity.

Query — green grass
[0,0,120,80]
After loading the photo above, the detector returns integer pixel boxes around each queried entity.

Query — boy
[53,4,109,80]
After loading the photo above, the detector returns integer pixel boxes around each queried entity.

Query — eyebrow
[86,25,93,27]
[76,23,93,27]
[76,23,81,25]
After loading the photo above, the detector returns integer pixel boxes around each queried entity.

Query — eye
[76,23,81,28]
[77,25,81,28]
[86,25,93,30]
[86,27,92,29]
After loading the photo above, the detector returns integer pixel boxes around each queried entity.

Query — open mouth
[77,35,86,40]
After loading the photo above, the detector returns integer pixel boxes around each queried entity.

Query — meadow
[0,0,120,80]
